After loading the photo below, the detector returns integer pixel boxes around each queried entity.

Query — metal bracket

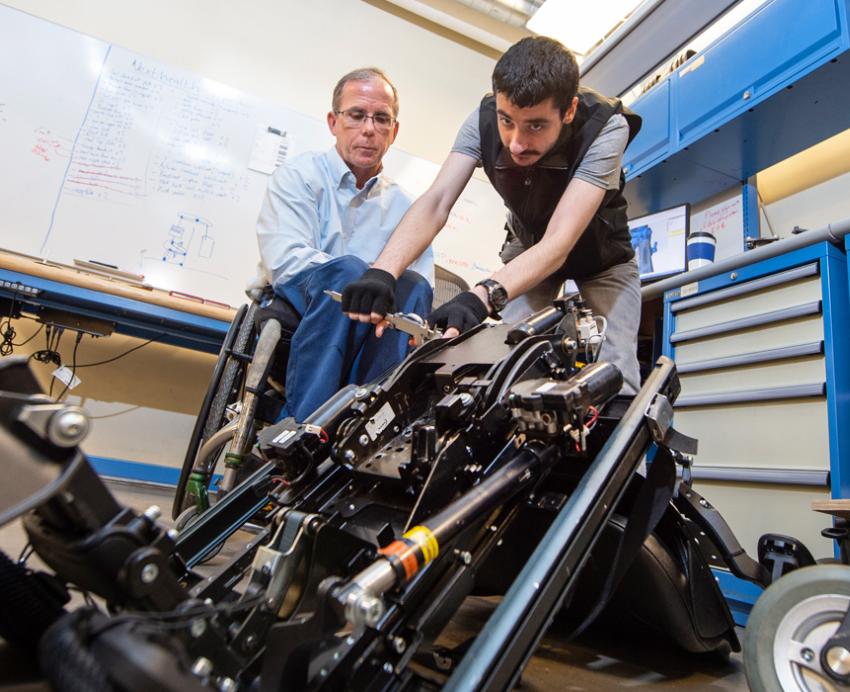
[17,402,90,447]
[645,394,698,456]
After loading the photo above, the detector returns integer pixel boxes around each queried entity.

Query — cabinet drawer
[674,315,824,363]
[678,355,825,396]
[674,398,830,471]
[673,275,821,333]
[676,0,843,145]
[692,480,833,558]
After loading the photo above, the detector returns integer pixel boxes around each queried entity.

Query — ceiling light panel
[526,0,643,54]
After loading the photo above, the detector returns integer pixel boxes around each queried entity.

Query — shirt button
[524,177,531,186]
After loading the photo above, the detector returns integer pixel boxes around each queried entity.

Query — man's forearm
[481,178,605,308]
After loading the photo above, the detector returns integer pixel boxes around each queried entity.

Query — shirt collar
[326,146,382,192]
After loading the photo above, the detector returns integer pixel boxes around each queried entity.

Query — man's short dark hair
[332,67,399,118]
[492,37,579,114]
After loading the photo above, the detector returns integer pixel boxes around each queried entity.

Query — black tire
[743,564,850,691]
[172,303,257,518]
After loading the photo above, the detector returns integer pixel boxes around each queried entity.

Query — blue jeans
[276,256,433,421]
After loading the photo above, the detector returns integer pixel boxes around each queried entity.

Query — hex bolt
[459,551,472,565]
[140,563,159,584]
[356,594,384,627]
[218,677,239,692]
[143,505,162,521]
[358,434,370,447]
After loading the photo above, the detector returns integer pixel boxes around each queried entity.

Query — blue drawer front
[623,79,670,176]
[677,0,844,145]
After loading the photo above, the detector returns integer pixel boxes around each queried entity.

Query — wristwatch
[475,279,508,317]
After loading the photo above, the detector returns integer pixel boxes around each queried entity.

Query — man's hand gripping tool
[325,290,441,346]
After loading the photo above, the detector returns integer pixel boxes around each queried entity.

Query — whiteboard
[0,5,506,305]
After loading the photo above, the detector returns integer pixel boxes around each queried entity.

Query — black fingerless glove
[427,291,489,334]
[341,268,397,316]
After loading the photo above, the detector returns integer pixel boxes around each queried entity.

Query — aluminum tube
[642,218,850,301]
[194,420,238,472]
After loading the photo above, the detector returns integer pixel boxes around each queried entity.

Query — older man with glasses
[254,67,433,422]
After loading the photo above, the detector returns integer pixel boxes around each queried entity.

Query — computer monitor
[627,203,689,282]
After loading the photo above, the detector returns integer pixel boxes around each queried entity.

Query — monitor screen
[627,203,689,282]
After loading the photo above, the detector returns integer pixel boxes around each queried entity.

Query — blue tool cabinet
[661,241,850,619]
[623,0,850,217]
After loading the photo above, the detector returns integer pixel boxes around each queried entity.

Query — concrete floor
[0,481,748,691]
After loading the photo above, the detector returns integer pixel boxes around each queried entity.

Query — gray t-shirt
[451,107,629,190]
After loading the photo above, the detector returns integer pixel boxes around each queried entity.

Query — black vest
[479,88,641,280]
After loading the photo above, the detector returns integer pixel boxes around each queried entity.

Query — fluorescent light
[526,0,643,55]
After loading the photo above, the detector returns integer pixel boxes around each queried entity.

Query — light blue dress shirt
[256,146,434,291]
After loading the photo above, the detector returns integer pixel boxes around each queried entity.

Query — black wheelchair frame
[172,265,471,522]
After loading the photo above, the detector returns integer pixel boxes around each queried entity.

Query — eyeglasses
[335,108,396,133]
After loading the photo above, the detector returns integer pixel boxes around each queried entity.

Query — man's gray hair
[332,67,399,118]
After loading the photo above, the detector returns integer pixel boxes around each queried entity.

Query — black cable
[84,592,266,640]
[74,333,164,369]
[17,542,34,565]
[56,332,84,401]
[13,322,44,347]
[0,287,19,355]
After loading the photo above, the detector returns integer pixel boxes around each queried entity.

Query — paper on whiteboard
[248,125,287,174]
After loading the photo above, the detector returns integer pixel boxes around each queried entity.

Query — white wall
[761,169,850,237]
[4,0,497,470]
[5,0,496,163]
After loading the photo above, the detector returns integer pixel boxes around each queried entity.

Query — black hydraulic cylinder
[445,357,677,692]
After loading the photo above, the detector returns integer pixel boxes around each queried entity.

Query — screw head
[343,449,356,463]
[190,618,206,638]
[140,562,159,584]
[48,408,90,447]
[358,434,370,447]
[218,677,239,692]
[383,662,394,674]
[191,657,213,678]
[357,594,384,627]
[391,635,407,654]
[801,647,815,662]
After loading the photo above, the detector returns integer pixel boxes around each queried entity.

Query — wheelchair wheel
[743,564,850,691]
[172,303,257,518]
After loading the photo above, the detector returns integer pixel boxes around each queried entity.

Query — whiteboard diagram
[0,4,506,304]
[163,214,214,265]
